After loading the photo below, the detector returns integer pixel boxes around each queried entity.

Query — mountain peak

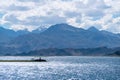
[45,23,82,33]
[88,26,99,32]
[50,23,74,29]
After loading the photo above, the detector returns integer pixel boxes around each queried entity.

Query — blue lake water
[0,56,119,80]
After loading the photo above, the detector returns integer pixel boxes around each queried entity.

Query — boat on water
[32,57,47,62]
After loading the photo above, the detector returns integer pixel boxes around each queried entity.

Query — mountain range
[0,23,120,56]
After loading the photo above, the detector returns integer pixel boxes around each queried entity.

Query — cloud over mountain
[0,0,120,33]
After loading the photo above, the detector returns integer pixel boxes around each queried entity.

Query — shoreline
[0,60,47,62]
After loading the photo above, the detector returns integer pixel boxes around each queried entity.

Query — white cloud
[0,0,120,33]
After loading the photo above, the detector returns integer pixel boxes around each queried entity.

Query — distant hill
[0,27,29,43]
[0,26,46,44]
[12,47,120,56]
[0,27,17,43]
[0,23,120,55]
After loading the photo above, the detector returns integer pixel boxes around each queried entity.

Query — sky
[0,0,120,33]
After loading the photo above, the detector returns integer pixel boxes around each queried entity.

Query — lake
[0,56,119,80]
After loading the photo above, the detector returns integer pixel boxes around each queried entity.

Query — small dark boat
[32,57,47,62]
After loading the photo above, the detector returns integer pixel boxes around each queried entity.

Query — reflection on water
[0,56,120,80]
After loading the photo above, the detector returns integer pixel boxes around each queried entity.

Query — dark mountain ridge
[13,47,120,56]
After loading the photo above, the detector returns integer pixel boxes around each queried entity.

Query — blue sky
[0,0,120,33]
